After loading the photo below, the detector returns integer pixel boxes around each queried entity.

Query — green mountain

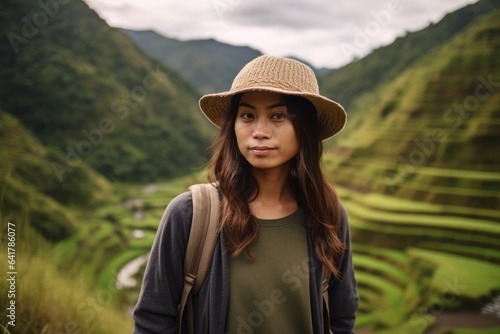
[322,5,500,331]
[286,55,331,76]
[0,0,214,182]
[319,0,498,112]
[122,29,263,94]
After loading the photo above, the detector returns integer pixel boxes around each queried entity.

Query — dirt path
[355,312,500,334]
[426,312,500,334]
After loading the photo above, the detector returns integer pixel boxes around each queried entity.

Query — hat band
[231,78,318,94]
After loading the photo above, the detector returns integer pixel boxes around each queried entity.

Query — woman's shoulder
[167,190,193,211]
[157,191,194,231]
[339,201,348,220]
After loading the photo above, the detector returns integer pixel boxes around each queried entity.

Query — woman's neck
[249,168,298,219]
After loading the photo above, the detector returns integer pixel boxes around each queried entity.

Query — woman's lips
[250,146,275,156]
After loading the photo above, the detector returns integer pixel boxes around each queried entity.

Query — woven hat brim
[199,86,346,140]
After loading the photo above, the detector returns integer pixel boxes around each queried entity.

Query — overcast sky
[83,0,478,69]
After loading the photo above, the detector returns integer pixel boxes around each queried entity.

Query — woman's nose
[252,119,272,139]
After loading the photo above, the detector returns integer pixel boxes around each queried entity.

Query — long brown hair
[208,93,345,278]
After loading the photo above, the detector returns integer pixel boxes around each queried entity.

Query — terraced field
[55,171,500,333]
[55,172,208,307]
[335,185,500,333]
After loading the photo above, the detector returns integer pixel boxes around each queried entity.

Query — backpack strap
[178,183,220,334]
[322,264,332,334]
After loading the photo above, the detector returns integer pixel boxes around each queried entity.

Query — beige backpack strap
[178,183,220,334]
[322,264,333,334]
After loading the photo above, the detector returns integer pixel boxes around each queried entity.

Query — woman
[133,55,359,333]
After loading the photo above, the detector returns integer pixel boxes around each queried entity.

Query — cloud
[221,0,343,30]
[83,0,479,68]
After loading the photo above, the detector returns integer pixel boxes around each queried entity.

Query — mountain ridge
[122,28,262,94]
[123,28,332,94]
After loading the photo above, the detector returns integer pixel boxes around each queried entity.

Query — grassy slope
[0,111,110,240]
[0,220,134,334]
[322,9,500,333]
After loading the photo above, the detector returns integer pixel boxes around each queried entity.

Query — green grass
[54,223,97,264]
[345,200,500,235]
[0,226,133,333]
[339,185,500,220]
[353,254,414,287]
[341,186,445,213]
[369,306,424,331]
[355,272,405,309]
[415,167,500,181]
[122,217,164,230]
[357,287,382,305]
[118,214,164,230]
[353,243,410,269]
[372,313,436,334]
[355,313,374,329]
[89,222,116,244]
[129,233,156,249]
[407,248,500,300]
[96,248,149,289]
[349,217,500,247]
[354,253,422,329]
[418,242,500,262]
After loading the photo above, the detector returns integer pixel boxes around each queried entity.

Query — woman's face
[234,91,299,173]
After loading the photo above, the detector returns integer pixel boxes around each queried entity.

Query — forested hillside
[0,0,214,183]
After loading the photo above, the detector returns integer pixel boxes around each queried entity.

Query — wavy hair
[208,93,345,278]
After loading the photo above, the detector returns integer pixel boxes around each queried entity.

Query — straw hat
[199,55,346,140]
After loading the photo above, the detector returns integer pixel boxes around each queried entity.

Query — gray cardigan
[132,191,359,334]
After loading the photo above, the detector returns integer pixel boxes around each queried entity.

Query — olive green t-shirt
[226,208,313,334]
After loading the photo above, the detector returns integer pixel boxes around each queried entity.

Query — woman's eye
[240,113,254,120]
[271,112,287,120]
